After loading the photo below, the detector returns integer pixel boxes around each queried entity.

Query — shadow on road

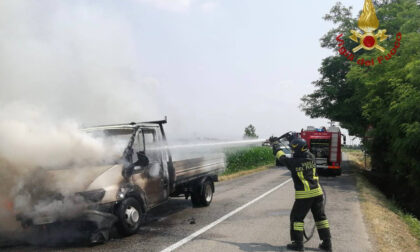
[1,197,194,251]
[215,240,319,252]
[317,160,359,196]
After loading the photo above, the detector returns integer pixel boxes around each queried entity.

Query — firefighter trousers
[290,195,331,242]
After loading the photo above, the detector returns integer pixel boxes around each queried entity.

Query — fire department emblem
[349,0,388,52]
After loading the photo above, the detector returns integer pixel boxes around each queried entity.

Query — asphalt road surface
[5,154,373,252]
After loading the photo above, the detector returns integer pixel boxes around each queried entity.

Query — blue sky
[0,0,364,140]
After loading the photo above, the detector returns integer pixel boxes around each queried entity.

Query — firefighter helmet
[289,138,308,153]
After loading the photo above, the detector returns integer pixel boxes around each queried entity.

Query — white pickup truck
[16,119,225,243]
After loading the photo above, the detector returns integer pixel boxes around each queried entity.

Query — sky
[0,0,365,141]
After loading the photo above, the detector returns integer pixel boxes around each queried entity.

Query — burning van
[14,118,225,243]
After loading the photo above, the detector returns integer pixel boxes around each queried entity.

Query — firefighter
[274,138,332,252]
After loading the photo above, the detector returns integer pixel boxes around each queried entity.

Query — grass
[341,146,363,152]
[222,146,274,175]
[402,214,420,243]
[346,150,371,170]
[218,165,271,182]
[345,151,420,251]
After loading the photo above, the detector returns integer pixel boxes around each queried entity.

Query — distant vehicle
[16,118,225,243]
[299,126,346,175]
[261,140,271,147]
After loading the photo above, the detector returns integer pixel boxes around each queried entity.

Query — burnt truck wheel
[191,180,214,207]
[116,197,143,236]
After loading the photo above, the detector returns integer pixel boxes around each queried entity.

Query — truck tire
[116,197,143,236]
[191,191,201,207]
[191,180,214,207]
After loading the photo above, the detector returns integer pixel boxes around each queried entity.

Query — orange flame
[2,198,14,213]
[358,0,379,33]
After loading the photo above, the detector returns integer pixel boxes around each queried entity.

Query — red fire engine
[299,126,346,175]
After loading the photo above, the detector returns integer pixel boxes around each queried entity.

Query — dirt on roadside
[347,153,420,252]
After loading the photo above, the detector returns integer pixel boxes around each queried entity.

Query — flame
[358,0,379,33]
[1,197,14,213]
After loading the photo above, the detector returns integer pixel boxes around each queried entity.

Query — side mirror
[136,152,149,167]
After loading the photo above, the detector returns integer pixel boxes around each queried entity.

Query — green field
[223,146,274,175]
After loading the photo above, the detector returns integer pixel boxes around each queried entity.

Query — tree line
[301,0,420,215]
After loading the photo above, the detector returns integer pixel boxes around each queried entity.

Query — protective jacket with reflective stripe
[278,151,323,199]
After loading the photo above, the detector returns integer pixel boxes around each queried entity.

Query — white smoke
[0,103,113,170]
[0,0,161,236]
[0,0,161,125]
[0,103,127,234]
[137,0,193,12]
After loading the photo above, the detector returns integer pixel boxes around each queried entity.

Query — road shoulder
[347,152,420,252]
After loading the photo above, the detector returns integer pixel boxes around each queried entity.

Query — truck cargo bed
[173,154,225,185]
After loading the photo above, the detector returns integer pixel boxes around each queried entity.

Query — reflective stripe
[295,186,323,199]
[316,220,330,229]
[313,167,321,190]
[293,222,304,231]
[317,225,329,229]
[276,150,285,159]
[313,168,319,181]
[297,171,310,191]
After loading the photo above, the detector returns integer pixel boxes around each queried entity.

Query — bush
[223,146,274,175]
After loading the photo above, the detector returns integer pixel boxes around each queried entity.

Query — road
[5,155,372,252]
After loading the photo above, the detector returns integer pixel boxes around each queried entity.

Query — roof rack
[84,116,167,129]
[138,116,167,125]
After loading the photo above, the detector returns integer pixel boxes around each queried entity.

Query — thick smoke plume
[0,104,123,235]
[0,0,161,238]
[0,104,112,170]
[0,0,262,244]
[0,0,161,124]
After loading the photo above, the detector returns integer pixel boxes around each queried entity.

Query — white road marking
[160,178,292,252]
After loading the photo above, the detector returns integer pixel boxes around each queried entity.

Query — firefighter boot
[286,241,304,251]
[319,239,332,251]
